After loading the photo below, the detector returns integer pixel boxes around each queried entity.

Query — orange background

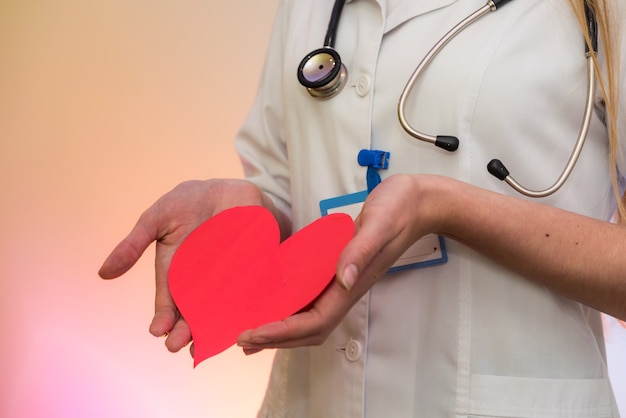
[1,1,277,416]
[1,1,623,417]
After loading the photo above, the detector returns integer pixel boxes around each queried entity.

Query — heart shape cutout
[168,206,354,366]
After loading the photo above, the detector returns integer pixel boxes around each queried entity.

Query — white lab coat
[235,0,626,416]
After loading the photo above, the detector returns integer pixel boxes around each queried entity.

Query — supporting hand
[99,179,291,353]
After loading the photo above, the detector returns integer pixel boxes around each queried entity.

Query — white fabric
[235,0,625,416]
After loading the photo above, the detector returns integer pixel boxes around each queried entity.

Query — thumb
[98,214,157,279]
[336,208,414,292]
[335,213,392,291]
[337,263,360,291]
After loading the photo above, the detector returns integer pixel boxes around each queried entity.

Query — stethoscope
[297,0,599,197]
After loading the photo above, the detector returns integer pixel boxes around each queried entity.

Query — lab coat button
[345,339,362,361]
[355,75,371,96]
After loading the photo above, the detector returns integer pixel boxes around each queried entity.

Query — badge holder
[319,150,447,272]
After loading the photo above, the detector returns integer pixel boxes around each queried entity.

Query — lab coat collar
[346,0,459,33]
[385,0,458,32]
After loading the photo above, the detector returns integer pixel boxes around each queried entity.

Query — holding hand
[238,174,448,351]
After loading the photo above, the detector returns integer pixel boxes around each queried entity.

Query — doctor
[99,0,626,416]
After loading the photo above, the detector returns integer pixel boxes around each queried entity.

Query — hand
[237,174,447,351]
[99,179,291,353]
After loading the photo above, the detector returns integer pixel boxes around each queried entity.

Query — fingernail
[243,347,264,356]
[340,264,358,290]
[159,332,169,338]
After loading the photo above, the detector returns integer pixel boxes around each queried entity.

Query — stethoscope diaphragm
[297,47,347,99]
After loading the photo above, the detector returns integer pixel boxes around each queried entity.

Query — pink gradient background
[1,1,623,417]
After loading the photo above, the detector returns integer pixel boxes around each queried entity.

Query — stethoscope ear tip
[487,159,509,180]
[435,136,460,152]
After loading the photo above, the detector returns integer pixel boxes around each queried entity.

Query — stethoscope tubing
[325,0,346,48]
[299,0,598,198]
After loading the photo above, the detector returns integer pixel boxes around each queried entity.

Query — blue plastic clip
[358,149,390,192]
[358,149,390,170]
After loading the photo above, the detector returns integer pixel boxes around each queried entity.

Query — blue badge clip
[358,149,390,193]
[358,149,390,169]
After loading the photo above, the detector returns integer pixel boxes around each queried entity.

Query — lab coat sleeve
[235,0,293,221]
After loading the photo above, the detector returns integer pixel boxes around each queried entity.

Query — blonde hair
[568,0,624,219]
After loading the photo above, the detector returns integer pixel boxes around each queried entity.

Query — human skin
[99,174,626,353]
[98,179,291,351]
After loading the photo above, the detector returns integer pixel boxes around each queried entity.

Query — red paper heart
[168,206,354,366]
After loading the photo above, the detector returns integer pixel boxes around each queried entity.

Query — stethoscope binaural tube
[397,0,513,152]
[297,0,348,99]
[398,0,597,197]
[487,58,596,197]
[486,3,597,197]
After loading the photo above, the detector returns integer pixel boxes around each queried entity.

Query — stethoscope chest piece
[298,47,347,99]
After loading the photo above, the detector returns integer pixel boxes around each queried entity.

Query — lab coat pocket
[467,373,617,418]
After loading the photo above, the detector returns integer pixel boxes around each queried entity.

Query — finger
[98,210,159,279]
[238,315,328,349]
[149,240,179,337]
[164,317,192,353]
[148,298,179,337]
